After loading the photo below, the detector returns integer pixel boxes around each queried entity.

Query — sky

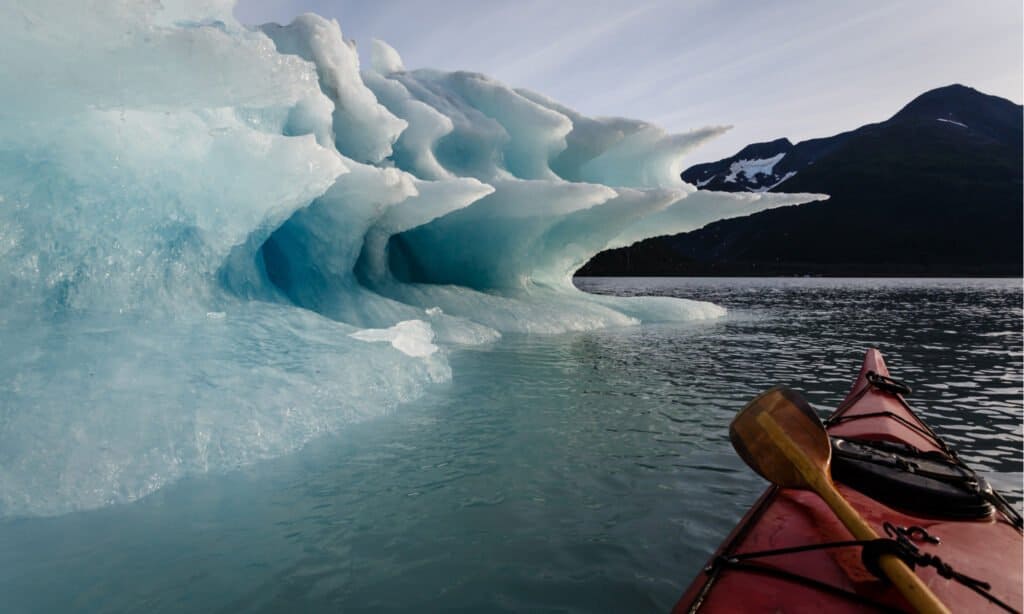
[233,0,1023,164]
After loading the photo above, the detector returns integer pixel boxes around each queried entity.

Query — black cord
[707,525,1020,614]
[829,370,1023,530]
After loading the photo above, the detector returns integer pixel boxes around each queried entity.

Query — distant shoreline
[574,273,1024,279]
[574,257,1023,279]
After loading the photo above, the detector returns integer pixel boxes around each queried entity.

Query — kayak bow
[674,349,1022,613]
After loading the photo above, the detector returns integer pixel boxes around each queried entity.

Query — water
[1,277,1020,613]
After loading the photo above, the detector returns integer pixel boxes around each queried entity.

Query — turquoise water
[2,278,1020,613]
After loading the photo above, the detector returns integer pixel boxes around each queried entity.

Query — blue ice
[0,1,825,517]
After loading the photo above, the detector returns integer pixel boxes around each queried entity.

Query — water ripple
[0,278,1020,613]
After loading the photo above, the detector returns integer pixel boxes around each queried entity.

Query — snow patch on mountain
[750,171,797,192]
[936,117,968,128]
[723,152,786,184]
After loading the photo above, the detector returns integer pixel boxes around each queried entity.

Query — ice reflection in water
[1,278,1020,613]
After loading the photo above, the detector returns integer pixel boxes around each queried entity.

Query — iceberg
[0,0,826,517]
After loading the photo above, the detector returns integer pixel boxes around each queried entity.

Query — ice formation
[0,1,825,517]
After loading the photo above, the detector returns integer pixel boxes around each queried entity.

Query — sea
[2,277,1020,613]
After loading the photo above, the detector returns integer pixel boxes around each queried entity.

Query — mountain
[679,135,846,193]
[579,84,1023,276]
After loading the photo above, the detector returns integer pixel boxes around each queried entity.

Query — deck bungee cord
[701,522,1019,614]
[674,350,1023,614]
[828,371,1022,530]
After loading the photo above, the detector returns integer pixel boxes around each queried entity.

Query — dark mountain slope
[580,84,1023,277]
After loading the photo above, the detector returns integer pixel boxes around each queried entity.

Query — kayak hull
[674,349,1022,613]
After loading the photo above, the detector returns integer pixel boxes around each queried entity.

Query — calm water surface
[2,278,1021,613]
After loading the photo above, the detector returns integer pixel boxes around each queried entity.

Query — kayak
[673,348,1022,613]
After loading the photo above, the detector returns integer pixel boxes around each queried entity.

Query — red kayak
[674,349,1022,613]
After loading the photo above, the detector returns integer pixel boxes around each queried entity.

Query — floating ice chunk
[351,319,439,357]
[0,0,834,518]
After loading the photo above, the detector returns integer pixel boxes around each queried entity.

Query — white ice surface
[350,319,439,357]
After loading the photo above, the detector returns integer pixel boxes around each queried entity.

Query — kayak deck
[674,349,1022,613]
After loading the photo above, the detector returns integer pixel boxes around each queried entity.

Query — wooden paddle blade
[730,388,952,614]
[729,387,831,489]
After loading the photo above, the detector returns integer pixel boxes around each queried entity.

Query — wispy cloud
[234,0,1023,163]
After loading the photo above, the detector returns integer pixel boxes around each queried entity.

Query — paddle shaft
[757,413,951,614]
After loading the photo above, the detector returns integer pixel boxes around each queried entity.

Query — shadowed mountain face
[580,85,1023,277]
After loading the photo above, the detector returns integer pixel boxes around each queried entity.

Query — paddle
[729,386,950,614]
